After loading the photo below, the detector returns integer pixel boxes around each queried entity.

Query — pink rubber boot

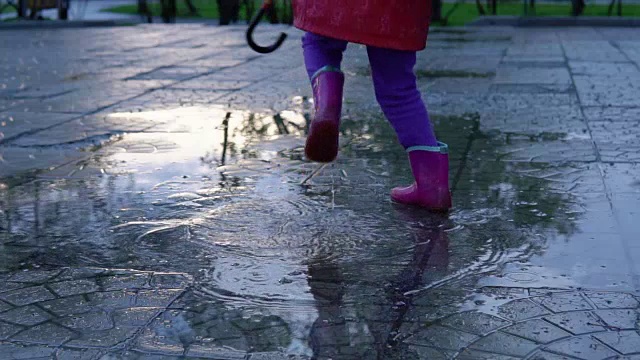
[391,142,452,211]
[305,66,345,163]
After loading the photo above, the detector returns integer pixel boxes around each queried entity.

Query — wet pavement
[1,24,640,359]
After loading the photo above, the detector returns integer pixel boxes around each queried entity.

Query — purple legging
[302,32,438,148]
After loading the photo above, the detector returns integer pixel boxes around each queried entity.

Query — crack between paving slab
[606,31,640,74]
[1,52,268,188]
[2,51,264,148]
[450,114,480,195]
[561,36,640,291]
[6,132,128,150]
[115,287,191,356]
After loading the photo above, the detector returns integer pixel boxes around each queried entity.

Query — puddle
[0,100,620,356]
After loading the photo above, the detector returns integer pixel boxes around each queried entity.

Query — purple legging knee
[302,32,438,148]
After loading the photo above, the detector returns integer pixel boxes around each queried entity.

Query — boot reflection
[306,210,451,360]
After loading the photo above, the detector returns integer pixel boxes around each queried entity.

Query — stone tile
[544,335,618,359]
[34,92,136,114]
[495,67,572,85]
[87,291,137,310]
[502,319,571,344]
[10,114,156,147]
[49,279,100,297]
[594,331,640,354]
[115,351,184,360]
[456,349,520,360]
[490,83,573,94]
[421,77,493,94]
[55,268,107,281]
[468,331,540,357]
[585,292,640,309]
[133,327,186,356]
[600,146,640,163]
[498,299,551,321]
[65,326,138,348]
[0,99,27,112]
[0,286,56,306]
[0,300,12,313]
[440,311,511,336]
[569,61,639,76]
[248,353,314,360]
[594,309,639,330]
[6,269,62,283]
[471,138,596,163]
[57,309,114,331]
[529,351,578,359]
[135,289,184,307]
[171,78,252,91]
[563,41,628,62]
[0,305,52,326]
[602,164,640,194]
[574,75,640,107]
[0,343,55,359]
[0,112,74,144]
[0,320,24,340]
[583,106,640,122]
[127,66,211,81]
[0,146,87,180]
[186,345,247,359]
[506,43,564,58]
[11,322,76,345]
[406,346,454,360]
[406,325,477,351]
[113,307,161,327]
[55,348,103,360]
[590,121,640,147]
[532,292,593,313]
[149,274,191,289]
[40,295,93,317]
[543,311,607,335]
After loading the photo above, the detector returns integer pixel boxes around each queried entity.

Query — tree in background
[218,0,240,25]
[432,0,442,22]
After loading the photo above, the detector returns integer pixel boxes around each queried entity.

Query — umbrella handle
[246,0,288,54]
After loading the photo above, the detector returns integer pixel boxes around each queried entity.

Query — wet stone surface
[1,25,640,359]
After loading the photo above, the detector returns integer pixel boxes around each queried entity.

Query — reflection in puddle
[0,102,606,357]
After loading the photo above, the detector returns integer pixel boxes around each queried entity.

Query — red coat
[292,0,431,52]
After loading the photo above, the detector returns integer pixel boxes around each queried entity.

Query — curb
[469,15,640,27]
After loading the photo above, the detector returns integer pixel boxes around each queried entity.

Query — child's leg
[302,32,348,80]
[366,46,437,148]
[367,46,451,211]
[302,32,347,163]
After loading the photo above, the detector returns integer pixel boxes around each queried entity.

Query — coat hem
[294,21,428,52]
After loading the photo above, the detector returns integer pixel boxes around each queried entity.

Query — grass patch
[416,69,494,78]
[103,0,640,25]
[1,5,16,14]
[103,0,220,18]
[438,2,640,26]
[102,0,288,21]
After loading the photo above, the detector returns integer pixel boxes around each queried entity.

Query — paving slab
[0,24,639,360]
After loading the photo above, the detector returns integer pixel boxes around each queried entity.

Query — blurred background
[1,0,639,26]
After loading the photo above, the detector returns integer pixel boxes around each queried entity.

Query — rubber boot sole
[305,119,339,163]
